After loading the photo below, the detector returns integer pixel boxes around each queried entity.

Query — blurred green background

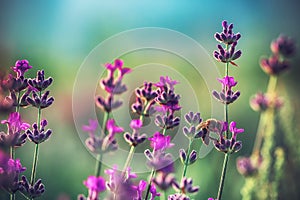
[1,0,300,199]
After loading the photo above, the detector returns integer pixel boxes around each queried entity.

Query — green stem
[94,112,109,176]
[267,76,278,94]
[181,139,193,179]
[217,153,229,200]
[30,144,39,185]
[144,169,156,200]
[161,190,166,200]
[10,193,15,200]
[30,91,42,186]
[122,145,135,174]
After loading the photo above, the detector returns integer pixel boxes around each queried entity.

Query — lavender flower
[26,90,54,109]
[134,180,147,200]
[213,20,242,66]
[168,193,190,200]
[236,155,262,177]
[19,175,45,199]
[82,119,98,135]
[145,149,174,174]
[26,119,52,144]
[250,92,269,112]
[149,184,160,200]
[0,151,26,193]
[28,70,53,91]
[96,59,131,113]
[260,55,289,75]
[212,121,244,154]
[152,172,175,191]
[0,112,29,148]
[105,165,137,200]
[271,35,296,57]
[124,119,147,147]
[81,176,106,200]
[131,82,157,116]
[11,60,32,78]
[179,149,197,166]
[148,132,174,151]
[214,20,241,45]
[212,76,240,104]
[172,177,199,195]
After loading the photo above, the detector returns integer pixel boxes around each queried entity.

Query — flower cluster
[213,20,242,66]
[260,35,296,75]
[250,92,283,112]
[0,60,54,199]
[96,59,131,113]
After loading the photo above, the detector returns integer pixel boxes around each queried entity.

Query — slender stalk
[251,75,277,155]
[161,191,166,200]
[181,139,193,179]
[30,91,42,186]
[94,111,109,176]
[217,56,230,200]
[144,169,156,200]
[122,145,135,173]
[217,153,229,200]
[30,144,39,185]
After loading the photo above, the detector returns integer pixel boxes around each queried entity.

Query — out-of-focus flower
[172,177,199,195]
[0,151,26,193]
[260,55,289,76]
[145,149,174,174]
[133,180,147,200]
[250,92,283,112]
[149,184,160,200]
[168,193,190,200]
[83,176,106,200]
[152,172,175,191]
[148,132,174,151]
[106,119,124,139]
[82,119,99,135]
[271,35,296,57]
[236,155,262,177]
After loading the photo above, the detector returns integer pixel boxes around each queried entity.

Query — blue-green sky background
[1,0,300,199]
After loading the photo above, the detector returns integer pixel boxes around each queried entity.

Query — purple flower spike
[236,155,262,177]
[0,151,26,193]
[82,119,98,135]
[215,20,241,45]
[28,70,53,91]
[260,55,290,75]
[168,193,190,200]
[27,90,54,109]
[213,42,242,65]
[150,184,160,200]
[19,175,45,199]
[11,59,32,78]
[106,119,124,139]
[148,132,174,151]
[134,180,147,200]
[152,172,175,191]
[213,76,240,104]
[124,119,147,147]
[155,76,179,91]
[229,121,244,140]
[271,35,296,57]
[83,176,106,200]
[172,177,199,195]
[1,112,30,135]
[26,119,52,144]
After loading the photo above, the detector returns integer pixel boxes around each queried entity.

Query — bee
[196,118,224,133]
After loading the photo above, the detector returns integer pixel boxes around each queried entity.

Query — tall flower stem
[181,139,193,179]
[251,75,278,155]
[217,153,229,200]
[30,92,42,186]
[95,111,109,176]
[217,58,230,200]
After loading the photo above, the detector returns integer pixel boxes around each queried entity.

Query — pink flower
[83,176,106,200]
[130,119,142,130]
[148,132,174,151]
[229,121,244,140]
[106,119,124,139]
[1,112,30,135]
[82,119,98,135]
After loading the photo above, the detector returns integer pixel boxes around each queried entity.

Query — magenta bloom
[82,119,98,135]
[229,121,244,140]
[150,184,160,200]
[130,119,142,130]
[155,76,179,91]
[218,76,237,90]
[106,119,124,138]
[11,59,32,78]
[83,176,106,200]
[1,112,30,135]
[260,55,289,75]
[148,132,174,150]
